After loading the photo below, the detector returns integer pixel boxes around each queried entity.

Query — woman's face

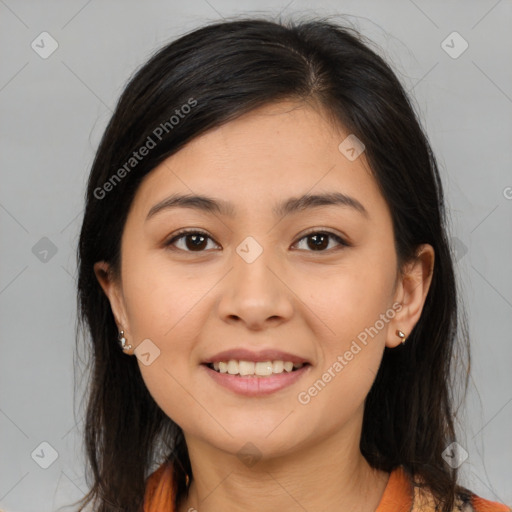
[96,100,432,460]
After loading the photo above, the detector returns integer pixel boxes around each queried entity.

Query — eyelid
[293,227,350,248]
[165,228,220,250]
[165,227,350,252]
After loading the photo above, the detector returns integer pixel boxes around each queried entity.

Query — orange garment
[144,461,511,512]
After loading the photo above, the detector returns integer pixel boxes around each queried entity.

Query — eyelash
[165,228,350,254]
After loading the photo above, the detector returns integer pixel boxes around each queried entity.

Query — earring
[396,329,407,344]
[118,330,132,351]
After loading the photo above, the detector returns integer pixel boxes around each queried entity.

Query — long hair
[75,15,470,511]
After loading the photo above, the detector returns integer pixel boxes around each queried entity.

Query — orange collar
[144,463,414,512]
[143,462,511,512]
[144,460,174,511]
[375,466,414,512]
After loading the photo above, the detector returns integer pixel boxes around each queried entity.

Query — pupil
[187,234,206,251]
[309,233,328,251]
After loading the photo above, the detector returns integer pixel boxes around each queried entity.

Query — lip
[203,348,309,365]
[201,363,311,396]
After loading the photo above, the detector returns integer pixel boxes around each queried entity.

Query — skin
[95,100,434,512]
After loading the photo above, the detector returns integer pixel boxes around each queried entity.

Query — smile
[208,360,306,376]
[202,361,311,396]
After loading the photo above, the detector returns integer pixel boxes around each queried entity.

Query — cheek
[302,251,396,351]
[121,249,214,342]
[295,250,396,405]
[293,275,392,432]
[120,254,219,427]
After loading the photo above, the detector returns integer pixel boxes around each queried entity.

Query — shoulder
[411,475,511,512]
[384,465,510,512]
[454,492,512,512]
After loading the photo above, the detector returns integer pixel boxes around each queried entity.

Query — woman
[74,16,511,512]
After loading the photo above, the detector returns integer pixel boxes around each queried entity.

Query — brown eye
[166,230,219,252]
[165,229,349,254]
[294,231,348,252]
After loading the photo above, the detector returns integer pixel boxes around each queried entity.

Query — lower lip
[202,364,310,396]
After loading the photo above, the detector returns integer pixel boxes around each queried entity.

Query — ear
[93,261,133,353]
[386,244,435,348]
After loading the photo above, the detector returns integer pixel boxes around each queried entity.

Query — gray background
[1,1,511,510]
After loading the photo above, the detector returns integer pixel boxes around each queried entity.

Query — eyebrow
[146,191,369,221]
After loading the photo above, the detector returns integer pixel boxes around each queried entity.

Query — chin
[184,420,305,459]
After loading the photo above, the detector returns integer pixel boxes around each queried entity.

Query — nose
[216,245,294,330]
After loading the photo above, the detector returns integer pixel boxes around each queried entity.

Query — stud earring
[396,329,407,344]
[118,330,132,351]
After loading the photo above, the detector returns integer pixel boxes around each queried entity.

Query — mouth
[201,358,311,396]
[204,360,310,377]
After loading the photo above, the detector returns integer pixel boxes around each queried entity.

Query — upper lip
[203,348,310,365]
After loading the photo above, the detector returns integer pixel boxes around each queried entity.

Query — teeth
[255,361,273,376]
[209,359,305,376]
[239,361,255,375]
[227,360,238,375]
[272,360,284,373]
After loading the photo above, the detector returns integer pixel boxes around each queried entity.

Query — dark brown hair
[74,15,470,512]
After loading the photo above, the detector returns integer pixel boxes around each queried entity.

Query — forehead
[128,100,388,222]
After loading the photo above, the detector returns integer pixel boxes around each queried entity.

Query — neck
[177,412,389,512]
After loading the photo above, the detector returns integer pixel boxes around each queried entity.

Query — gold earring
[396,330,406,344]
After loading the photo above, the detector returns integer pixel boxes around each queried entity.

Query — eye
[293,230,349,252]
[165,229,220,252]
[165,229,349,253]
